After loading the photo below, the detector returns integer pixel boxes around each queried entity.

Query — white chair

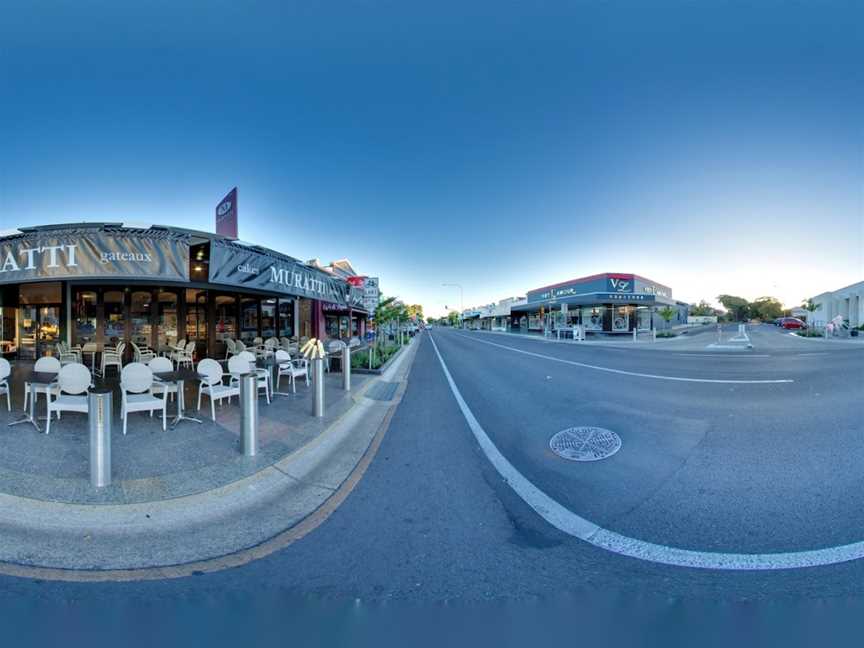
[235,340,247,354]
[253,336,263,347]
[275,349,309,393]
[173,341,195,369]
[120,363,167,435]
[229,353,270,404]
[23,356,61,412]
[197,358,239,421]
[45,363,91,434]
[224,338,238,360]
[101,342,124,377]
[132,342,156,364]
[56,343,80,366]
[148,356,178,402]
[0,358,11,411]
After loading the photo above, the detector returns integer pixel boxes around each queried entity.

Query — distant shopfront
[511,273,687,335]
[0,224,367,361]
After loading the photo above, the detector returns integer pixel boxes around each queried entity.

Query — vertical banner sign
[215,187,238,238]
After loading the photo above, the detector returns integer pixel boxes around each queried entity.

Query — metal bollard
[312,357,325,417]
[342,344,351,391]
[239,373,258,456]
[89,388,113,488]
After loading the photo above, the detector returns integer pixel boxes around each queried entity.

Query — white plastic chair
[120,362,167,434]
[229,353,270,403]
[56,343,79,366]
[275,349,309,393]
[0,358,11,411]
[175,341,196,369]
[235,340,247,354]
[45,363,91,434]
[101,342,124,377]
[148,356,178,402]
[23,356,61,412]
[132,342,155,364]
[197,358,239,421]
[224,338,237,360]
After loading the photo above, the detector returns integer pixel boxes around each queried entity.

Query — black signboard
[0,231,189,283]
[209,241,351,305]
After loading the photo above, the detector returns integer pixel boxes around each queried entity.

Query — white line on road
[676,354,771,358]
[429,334,864,571]
[453,333,793,384]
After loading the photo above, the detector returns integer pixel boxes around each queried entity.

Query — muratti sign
[0,232,189,283]
[208,241,351,305]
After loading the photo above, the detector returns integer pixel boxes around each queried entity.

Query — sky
[1,1,862,317]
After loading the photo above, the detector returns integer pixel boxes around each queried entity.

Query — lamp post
[442,283,464,328]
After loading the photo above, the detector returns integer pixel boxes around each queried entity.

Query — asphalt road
[1,328,863,631]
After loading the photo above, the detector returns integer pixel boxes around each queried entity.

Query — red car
[780,317,807,330]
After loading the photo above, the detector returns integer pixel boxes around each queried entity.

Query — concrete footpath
[0,339,419,576]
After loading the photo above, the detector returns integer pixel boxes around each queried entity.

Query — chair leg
[45,407,51,434]
[162,404,166,431]
[211,397,216,421]
[197,387,203,411]
[23,385,28,412]
[122,409,127,435]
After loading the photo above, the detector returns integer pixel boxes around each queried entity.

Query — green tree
[447,311,460,327]
[802,298,819,323]
[658,305,676,330]
[750,296,783,321]
[689,300,716,316]
[717,295,750,322]
[406,304,424,322]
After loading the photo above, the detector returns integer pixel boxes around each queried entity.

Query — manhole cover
[549,427,621,462]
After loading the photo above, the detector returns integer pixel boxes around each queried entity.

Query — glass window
[325,315,339,339]
[240,298,258,344]
[582,306,604,331]
[185,289,208,356]
[612,306,629,332]
[73,290,98,346]
[103,290,125,347]
[157,291,179,349]
[19,282,62,305]
[130,290,153,347]
[278,299,294,338]
[298,299,313,338]
[214,295,237,357]
[261,299,276,338]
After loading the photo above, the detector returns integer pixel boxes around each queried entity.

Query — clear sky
[2,1,862,317]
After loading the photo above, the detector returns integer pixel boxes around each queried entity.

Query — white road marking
[453,333,793,384]
[429,335,864,571]
[676,354,771,359]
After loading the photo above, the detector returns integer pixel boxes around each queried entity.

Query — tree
[750,296,783,321]
[658,305,676,330]
[802,298,819,323]
[689,300,716,316]
[406,304,424,322]
[447,311,460,327]
[717,295,750,322]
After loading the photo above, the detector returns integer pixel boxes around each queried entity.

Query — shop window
[186,289,208,355]
[157,291,179,349]
[582,306,604,331]
[73,290,98,346]
[103,290,125,347]
[240,298,258,344]
[19,282,62,305]
[262,299,276,338]
[278,299,294,338]
[214,295,237,355]
[130,290,153,347]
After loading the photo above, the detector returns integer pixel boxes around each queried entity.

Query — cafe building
[510,272,687,335]
[0,223,368,362]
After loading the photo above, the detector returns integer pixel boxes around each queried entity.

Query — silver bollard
[89,388,112,488]
[342,344,351,391]
[239,373,258,456]
[312,357,325,417]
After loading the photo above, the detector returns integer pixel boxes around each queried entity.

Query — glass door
[18,306,38,360]
[37,306,61,357]
[103,290,126,350]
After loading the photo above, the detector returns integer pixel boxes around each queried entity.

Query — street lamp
[442,283,464,328]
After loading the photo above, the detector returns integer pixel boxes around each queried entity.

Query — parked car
[779,317,807,330]
[772,318,784,326]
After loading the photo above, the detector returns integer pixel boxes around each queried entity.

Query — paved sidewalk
[0,340,418,573]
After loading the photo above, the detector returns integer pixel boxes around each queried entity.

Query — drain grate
[365,381,398,401]
[549,427,621,462]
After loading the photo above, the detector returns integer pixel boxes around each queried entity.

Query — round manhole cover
[549,427,622,462]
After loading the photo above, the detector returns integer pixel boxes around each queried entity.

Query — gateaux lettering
[0,244,78,273]
[99,250,152,264]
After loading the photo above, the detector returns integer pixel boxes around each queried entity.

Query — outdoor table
[8,369,59,433]
[81,342,98,373]
[153,369,203,428]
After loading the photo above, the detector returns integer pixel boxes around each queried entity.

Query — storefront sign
[215,187,238,239]
[209,241,351,305]
[0,232,189,283]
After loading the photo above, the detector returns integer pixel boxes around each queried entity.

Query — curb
[0,338,419,579]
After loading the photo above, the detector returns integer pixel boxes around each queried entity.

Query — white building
[808,280,864,327]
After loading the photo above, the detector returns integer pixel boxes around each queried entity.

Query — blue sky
[2,1,861,317]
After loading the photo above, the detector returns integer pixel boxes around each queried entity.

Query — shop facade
[510,272,687,335]
[0,223,367,362]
